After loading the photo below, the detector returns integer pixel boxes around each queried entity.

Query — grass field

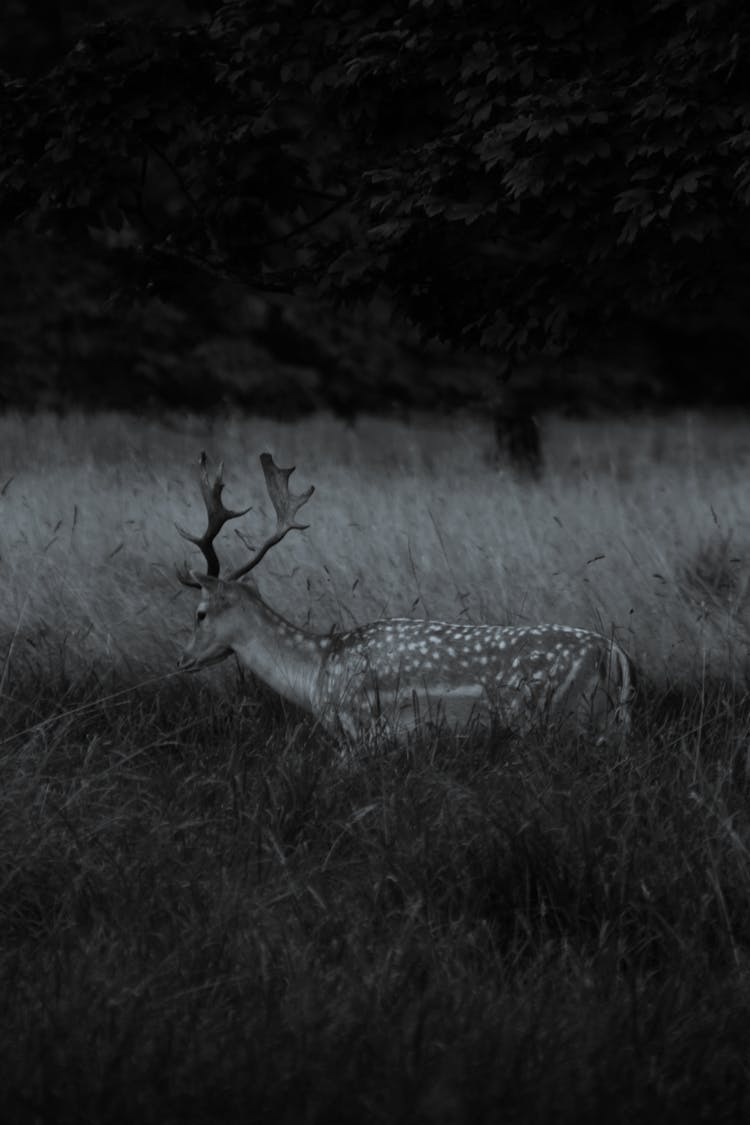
[3,409,750,1122]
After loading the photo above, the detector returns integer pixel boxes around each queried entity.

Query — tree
[3,0,750,371]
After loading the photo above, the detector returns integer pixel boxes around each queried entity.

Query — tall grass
[3,409,750,1122]
[3,409,750,682]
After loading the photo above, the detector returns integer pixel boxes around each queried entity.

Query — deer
[176,453,635,743]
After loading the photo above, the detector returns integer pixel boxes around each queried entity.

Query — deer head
[176,451,314,671]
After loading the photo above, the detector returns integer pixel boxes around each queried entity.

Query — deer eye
[196,609,207,623]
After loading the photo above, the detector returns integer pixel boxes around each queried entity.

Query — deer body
[179,574,634,741]
[176,452,634,742]
[319,617,633,738]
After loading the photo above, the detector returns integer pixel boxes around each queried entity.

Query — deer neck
[231,589,326,714]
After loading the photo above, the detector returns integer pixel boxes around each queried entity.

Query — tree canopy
[3,0,750,369]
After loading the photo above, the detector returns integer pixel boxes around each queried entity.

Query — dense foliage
[3,0,750,371]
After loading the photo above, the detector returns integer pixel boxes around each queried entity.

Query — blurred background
[3,0,749,434]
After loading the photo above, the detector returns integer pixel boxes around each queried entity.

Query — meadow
[2,408,750,1123]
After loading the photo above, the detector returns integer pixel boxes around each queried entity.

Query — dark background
[2,0,749,422]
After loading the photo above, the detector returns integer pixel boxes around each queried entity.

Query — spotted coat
[313,618,633,739]
[180,579,634,743]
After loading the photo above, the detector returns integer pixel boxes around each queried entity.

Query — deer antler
[228,453,314,580]
[176,451,251,587]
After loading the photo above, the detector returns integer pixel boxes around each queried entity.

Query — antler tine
[228,452,314,581]
[176,451,251,586]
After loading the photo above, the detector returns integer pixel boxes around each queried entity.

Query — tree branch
[150,243,303,294]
